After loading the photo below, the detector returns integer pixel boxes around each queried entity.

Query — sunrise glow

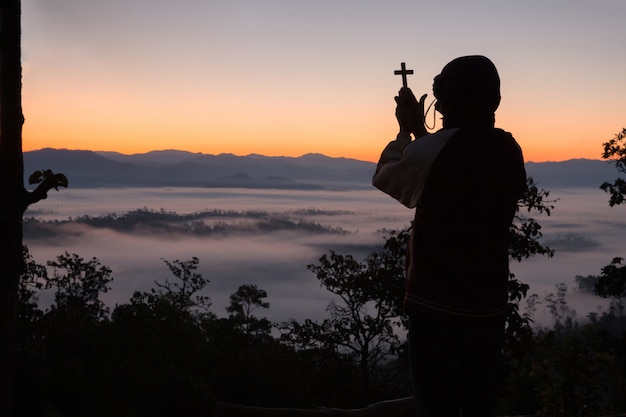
[20,1,626,163]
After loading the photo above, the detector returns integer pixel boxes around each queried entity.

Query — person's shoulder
[491,128,522,147]
[491,127,514,139]
[489,128,525,165]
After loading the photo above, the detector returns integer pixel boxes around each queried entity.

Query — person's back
[405,126,526,323]
[373,55,526,416]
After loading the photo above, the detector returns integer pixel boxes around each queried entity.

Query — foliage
[364,229,409,321]
[23,168,69,209]
[280,233,408,406]
[14,242,626,416]
[108,256,215,415]
[594,257,626,299]
[596,129,626,299]
[509,177,555,262]
[45,251,113,320]
[16,251,114,417]
[28,169,68,191]
[17,245,46,324]
[544,283,577,331]
[530,326,626,417]
[155,256,211,312]
[505,177,555,350]
[226,284,272,338]
[14,161,626,416]
[600,127,626,207]
[498,281,626,417]
[575,274,600,294]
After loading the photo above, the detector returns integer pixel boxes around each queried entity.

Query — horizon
[20,1,625,164]
[23,146,608,164]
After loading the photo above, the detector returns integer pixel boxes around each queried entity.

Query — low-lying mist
[24,186,625,328]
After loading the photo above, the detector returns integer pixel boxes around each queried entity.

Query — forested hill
[23,148,619,189]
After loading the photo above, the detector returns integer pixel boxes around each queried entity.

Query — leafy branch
[600,127,626,207]
[24,169,68,209]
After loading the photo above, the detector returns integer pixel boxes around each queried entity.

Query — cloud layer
[25,186,625,327]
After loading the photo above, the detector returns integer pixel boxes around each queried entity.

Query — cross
[394,62,413,88]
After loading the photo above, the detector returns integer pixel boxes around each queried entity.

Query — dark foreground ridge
[213,398,626,417]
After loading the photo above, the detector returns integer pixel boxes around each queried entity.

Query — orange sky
[21,1,626,163]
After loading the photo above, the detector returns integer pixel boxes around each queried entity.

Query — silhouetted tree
[279,177,555,407]
[1,3,67,414]
[13,247,48,417]
[155,256,211,312]
[364,229,409,321]
[0,3,27,413]
[600,128,626,207]
[226,284,272,338]
[529,325,626,417]
[17,246,46,325]
[108,257,215,417]
[595,128,626,299]
[281,246,405,406]
[505,177,555,346]
[45,252,113,320]
[595,257,626,299]
[22,253,113,417]
[575,274,600,294]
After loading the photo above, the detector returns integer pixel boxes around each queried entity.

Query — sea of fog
[24,186,626,328]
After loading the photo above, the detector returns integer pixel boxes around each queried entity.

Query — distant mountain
[23,149,621,190]
[24,148,375,190]
[525,158,619,188]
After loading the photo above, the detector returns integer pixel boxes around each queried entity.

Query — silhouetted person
[373,55,526,417]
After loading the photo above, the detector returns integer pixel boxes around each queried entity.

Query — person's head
[432,55,501,128]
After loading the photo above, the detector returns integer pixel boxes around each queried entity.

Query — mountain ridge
[23,148,620,190]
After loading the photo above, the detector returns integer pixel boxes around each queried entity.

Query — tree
[544,283,577,331]
[281,247,405,406]
[45,252,113,320]
[226,284,271,338]
[108,257,216,417]
[13,253,115,417]
[600,128,626,207]
[364,229,409,321]
[594,257,626,299]
[154,256,211,312]
[575,274,600,294]
[0,3,27,413]
[595,128,626,299]
[17,246,46,325]
[506,177,555,344]
[529,325,626,417]
[1,3,67,414]
[13,246,48,417]
[279,177,555,407]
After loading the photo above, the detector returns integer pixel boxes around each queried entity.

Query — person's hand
[395,88,427,138]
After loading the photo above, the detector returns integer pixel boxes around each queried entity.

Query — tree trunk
[360,348,370,406]
[0,1,25,416]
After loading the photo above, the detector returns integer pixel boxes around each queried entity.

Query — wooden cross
[394,62,413,88]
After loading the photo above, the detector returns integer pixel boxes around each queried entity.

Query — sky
[20,0,626,163]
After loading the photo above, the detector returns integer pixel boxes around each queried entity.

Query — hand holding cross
[394,62,414,88]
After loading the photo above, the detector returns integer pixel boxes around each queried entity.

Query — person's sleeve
[372,132,420,208]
